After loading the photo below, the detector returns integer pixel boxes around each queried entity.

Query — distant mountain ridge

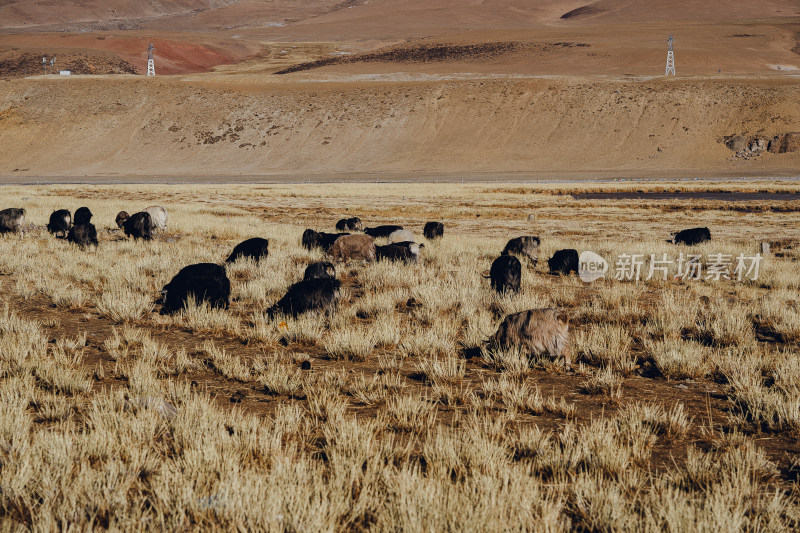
[3,0,797,34]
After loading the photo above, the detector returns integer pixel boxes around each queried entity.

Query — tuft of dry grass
[645,338,709,380]
[695,302,754,348]
[416,353,466,384]
[575,324,636,374]
[95,287,154,323]
[381,394,438,432]
[481,344,532,378]
[581,366,624,402]
[258,360,305,398]
[323,326,377,361]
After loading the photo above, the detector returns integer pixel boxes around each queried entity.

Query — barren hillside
[0,0,343,32]
[4,0,797,35]
[0,1,798,180]
[1,76,798,180]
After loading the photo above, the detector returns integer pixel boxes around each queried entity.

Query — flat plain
[1,180,799,529]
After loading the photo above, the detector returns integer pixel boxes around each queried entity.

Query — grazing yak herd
[0,205,712,370]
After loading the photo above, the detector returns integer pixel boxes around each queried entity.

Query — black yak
[73,207,93,225]
[376,242,421,263]
[123,212,153,241]
[115,211,130,228]
[226,237,269,263]
[548,249,579,275]
[335,217,362,232]
[302,229,349,252]
[67,223,98,248]
[364,225,403,238]
[68,207,98,248]
[423,222,444,240]
[47,209,71,238]
[160,263,230,315]
[488,255,522,294]
[670,227,711,246]
[268,278,341,318]
[303,261,336,281]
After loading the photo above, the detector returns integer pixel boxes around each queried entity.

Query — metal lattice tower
[665,34,675,76]
[146,43,155,77]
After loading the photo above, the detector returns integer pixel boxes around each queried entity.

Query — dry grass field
[1,180,799,529]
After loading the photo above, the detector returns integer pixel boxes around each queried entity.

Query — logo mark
[579,251,608,282]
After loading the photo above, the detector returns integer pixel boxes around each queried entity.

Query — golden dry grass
[0,180,798,529]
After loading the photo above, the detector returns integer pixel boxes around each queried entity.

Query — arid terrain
[0,0,799,179]
[0,0,799,530]
[1,181,800,528]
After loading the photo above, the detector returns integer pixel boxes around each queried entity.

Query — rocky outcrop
[768,132,800,154]
[724,136,748,151]
[723,132,800,159]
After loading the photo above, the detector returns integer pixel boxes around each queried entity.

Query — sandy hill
[1,76,798,181]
